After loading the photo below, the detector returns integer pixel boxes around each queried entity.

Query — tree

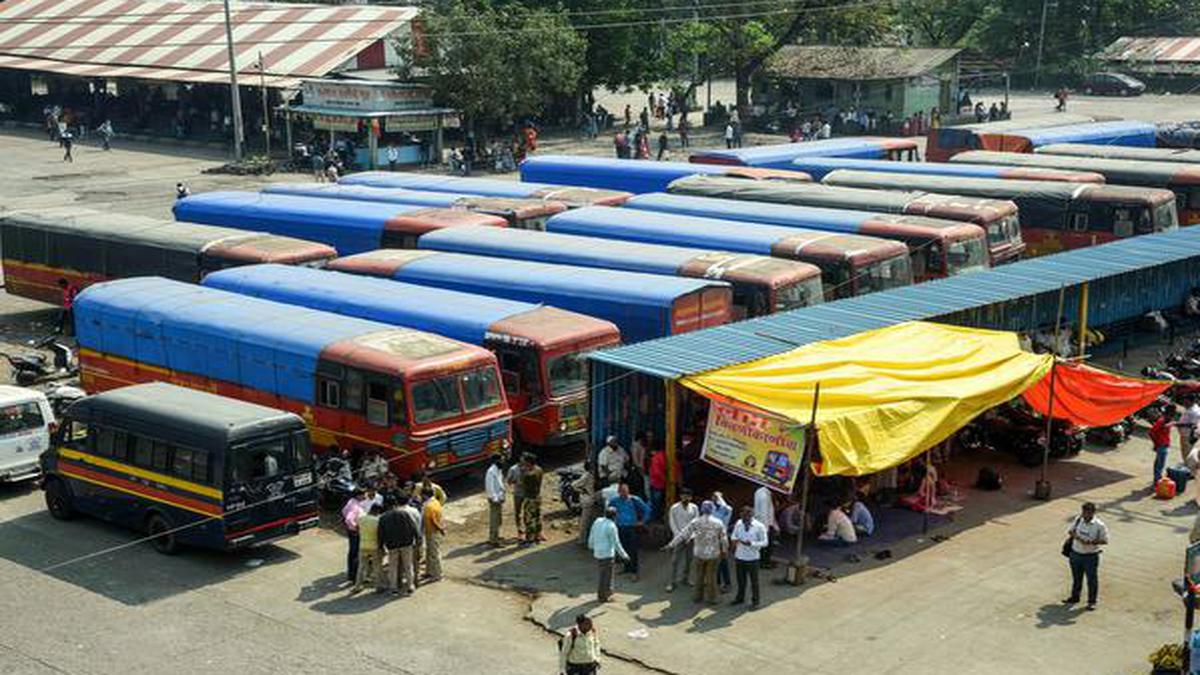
[896,0,985,46]
[398,0,586,131]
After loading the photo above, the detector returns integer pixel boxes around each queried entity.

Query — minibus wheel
[44,478,75,520]
[146,513,178,555]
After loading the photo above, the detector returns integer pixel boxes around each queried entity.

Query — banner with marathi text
[700,398,805,493]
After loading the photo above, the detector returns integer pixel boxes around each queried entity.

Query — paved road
[0,99,1196,674]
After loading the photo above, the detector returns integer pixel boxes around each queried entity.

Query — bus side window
[133,435,153,468]
[1112,207,1134,237]
[1070,213,1089,232]
[64,420,91,451]
[497,351,523,396]
[366,381,390,427]
[344,369,364,412]
[316,361,343,409]
[172,446,209,484]
[94,427,129,461]
[151,441,172,473]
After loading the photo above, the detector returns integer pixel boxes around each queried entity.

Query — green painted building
[757,45,962,119]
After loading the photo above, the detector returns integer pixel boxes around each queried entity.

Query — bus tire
[146,513,179,555]
[44,478,75,520]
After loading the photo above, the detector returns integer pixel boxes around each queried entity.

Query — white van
[0,386,54,483]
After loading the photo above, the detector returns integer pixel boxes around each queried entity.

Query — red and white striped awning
[0,0,418,89]
[1101,36,1200,64]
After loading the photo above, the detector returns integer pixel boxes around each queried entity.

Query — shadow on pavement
[1035,602,1087,628]
[0,509,299,605]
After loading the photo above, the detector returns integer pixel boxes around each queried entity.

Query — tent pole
[1077,282,1090,358]
[787,381,820,585]
[1036,285,1066,501]
[665,380,678,508]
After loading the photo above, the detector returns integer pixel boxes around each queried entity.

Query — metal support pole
[1035,285,1066,500]
[665,380,679,507]
[1077,282,1090,358]
[221,0,244,160]
[258,52,270,158]
[1034,0,1049,89]
[285,109,293,159]
[1004,72,1011,109]
[788,382,820,584]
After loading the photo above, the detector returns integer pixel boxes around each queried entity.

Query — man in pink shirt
[342,487,372,583]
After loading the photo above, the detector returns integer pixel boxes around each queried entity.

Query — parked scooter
[0,336,76,386]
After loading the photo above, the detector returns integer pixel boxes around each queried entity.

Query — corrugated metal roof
[765,46,961,80]
[0,0,417,88]
[1101,36,1200,64]
[591,226,1200,379]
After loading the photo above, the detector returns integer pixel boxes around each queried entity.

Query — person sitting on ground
[850,497,874,537]
[778,498,803,536]
[361,449,390,484]
[818,501,858,545]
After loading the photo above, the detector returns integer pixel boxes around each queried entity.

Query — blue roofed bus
[822,169,1179,256]
[325,250,732,344]
[339,172,633,207]
[544,206,912,300]
[41,382,319,553]
[173,191,507,254]
[925,114,1111,161]
[621,192,990,281]
[416,225,825,318]
[688,137,921,169]
[787,156,1105,182]
[74,277,512,477]
[202,264,620,447]
[259,183,567,230]
[518,155,811,193]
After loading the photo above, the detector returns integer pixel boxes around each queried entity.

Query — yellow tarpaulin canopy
[681,321,1055,477]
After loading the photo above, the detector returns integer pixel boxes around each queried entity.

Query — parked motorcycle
[556,467,582,515]
[315,455,359,510]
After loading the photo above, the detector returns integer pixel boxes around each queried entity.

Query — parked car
[0,386,54,483]
[1082,72,1146,96]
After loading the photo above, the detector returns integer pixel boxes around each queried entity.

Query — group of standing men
[341,472,448,596]
[579,434,780,610]
[485,451,546,547]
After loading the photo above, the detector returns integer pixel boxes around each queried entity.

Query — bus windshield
[945,238,989,274]
[546,351,589,398]
[856,256,912,294]
[410,366,504,424]
[227,432,311,484]
[987,215,1021,248]
[775,277,824,312]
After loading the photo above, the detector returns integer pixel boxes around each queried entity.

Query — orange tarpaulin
[1022,361,1170,427]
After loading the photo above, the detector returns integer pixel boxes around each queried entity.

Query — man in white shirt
[730,506,768,608]
[360,450,390,484]
[1179,397,1200,463]
[665,488,699,592]
[484,454,507,546]
[597,435,629,485]
[663,500,728,604]
[753,485,778,568]
[386,143,400,172]
[1064,502,1108,610]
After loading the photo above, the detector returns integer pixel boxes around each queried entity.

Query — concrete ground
[1,94,1199,674]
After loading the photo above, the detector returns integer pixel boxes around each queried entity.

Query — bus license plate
[293,472,313,487]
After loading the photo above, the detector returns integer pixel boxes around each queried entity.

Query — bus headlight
[559,421,568,432]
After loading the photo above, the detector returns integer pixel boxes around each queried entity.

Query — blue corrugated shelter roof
[689,138,899,167]
[339,172,549,198]
[201,263,542,346]
[1012,120,1157,147]
[75,276,399,403]
[546,206,817,254]
[262,183,464,208]
[624,192,884,230]
[591,225,1200,378]
[419,224,701,274]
